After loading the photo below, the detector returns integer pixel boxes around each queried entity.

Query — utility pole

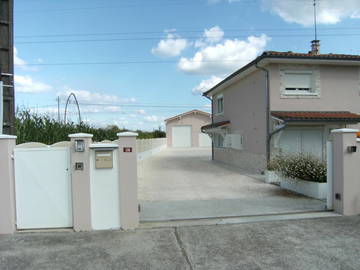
[0,0,15,134]
[57,96,60,122]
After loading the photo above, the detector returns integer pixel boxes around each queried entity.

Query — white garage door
[199,133,212,147]
[172,126,192,147]
[279,128,323,159]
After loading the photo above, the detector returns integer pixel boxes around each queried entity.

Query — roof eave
[283,119,360,123]
[203,54,360,97]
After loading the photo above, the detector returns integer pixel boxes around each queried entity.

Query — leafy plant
[268,154,327,183]
[15,110,166,145]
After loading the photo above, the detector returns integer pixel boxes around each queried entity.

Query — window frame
[280,66,320,98]
[215,94,224,115]
[214,133,225,148]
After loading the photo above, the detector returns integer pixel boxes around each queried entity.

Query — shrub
[268,154,327,183]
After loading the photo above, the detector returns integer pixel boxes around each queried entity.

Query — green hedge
[268,154,327,183]
[15,110,166,145]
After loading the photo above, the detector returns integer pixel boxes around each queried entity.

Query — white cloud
[58,89,136,104]
[195,26,225,48]
[15,75,52,93]
[144,115,165,123]
[178,34,269,75]
[263,0,360,26]
[192,76,223,95]
[151,32,189,57]
[203,26,224,43]
[14,48,27,66]
[212,0,360,26]
[14,47,38,71]
[136,109,147,115]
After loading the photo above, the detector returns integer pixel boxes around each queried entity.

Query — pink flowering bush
[269,154,327,183]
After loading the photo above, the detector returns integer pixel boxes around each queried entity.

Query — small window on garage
[283,70,316,95]
[216,95,224,114]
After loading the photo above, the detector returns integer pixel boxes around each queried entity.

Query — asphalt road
[1,215,359,270]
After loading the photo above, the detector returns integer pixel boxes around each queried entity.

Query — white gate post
[331,129,360,215]
[117,132,139,230]
[0,135,17,234]
[69,133,93,231]
[326,141,333,210]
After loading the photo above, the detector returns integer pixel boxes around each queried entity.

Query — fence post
[69,133,93,231]
[326,141,333,210]
[331,128,360,215]
[117,132,139,230]
[0,135,17,234]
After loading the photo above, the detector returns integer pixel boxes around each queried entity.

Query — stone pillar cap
[117,132,138,137]
[68,133,94,138]
[331,128,359,134]
[0,134,17,139]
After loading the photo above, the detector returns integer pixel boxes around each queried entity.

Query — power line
[15,0,260,13]
[15,27,360,39]
[14,33,360,45]
[14,59,256,67]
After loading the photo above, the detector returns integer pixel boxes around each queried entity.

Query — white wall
[136,138,167,161]
[90,148,121,230]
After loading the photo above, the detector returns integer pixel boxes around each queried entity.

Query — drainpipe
[204,95,215,160]
[255,62,271,164]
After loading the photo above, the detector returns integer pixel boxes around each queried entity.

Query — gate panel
[14,147,73,229]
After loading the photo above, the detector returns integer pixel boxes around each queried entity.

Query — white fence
[137,138,167,161]
[0,132,139,234]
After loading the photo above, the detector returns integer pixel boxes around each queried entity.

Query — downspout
[255,62,271,165]
[204,95,215,160]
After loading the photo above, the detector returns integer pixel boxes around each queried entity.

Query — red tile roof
[201,121,230,130]
[263,51,360,60]
[272,111,360,122]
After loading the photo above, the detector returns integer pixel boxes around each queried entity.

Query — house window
[214,134,224,148]
[225,134,243,150]
[283,71,315,95]
[216,95,224,114]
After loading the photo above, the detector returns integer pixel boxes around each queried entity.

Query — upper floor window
[284,71,314,95]
[280,66,320,98]
[216,95,224,114]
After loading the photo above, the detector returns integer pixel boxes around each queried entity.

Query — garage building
[165,110,212,148]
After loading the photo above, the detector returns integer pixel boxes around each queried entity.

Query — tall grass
[15,110,165,145]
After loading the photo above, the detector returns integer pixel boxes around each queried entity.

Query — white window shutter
[285,72,312,89]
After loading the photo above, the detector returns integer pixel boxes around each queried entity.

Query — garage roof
[272,111,360,122]
[165,110,211,123]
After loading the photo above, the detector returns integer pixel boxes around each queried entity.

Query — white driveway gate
[14,147,73,229]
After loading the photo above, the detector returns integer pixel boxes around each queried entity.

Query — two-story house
[202,42,360,173]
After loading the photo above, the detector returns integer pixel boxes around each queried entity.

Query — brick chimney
[310,40,320,55]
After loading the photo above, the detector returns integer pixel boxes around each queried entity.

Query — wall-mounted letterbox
[95,150,113,169]
[75,139,85,152]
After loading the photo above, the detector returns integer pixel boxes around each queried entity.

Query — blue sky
[14,0,360,130]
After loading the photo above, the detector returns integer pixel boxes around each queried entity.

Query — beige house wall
[268,64,360,115]
[166,113,211,148]
[212,69,267,173]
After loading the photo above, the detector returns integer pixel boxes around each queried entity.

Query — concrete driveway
[138,148,326,221]
[1,215,359,270]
